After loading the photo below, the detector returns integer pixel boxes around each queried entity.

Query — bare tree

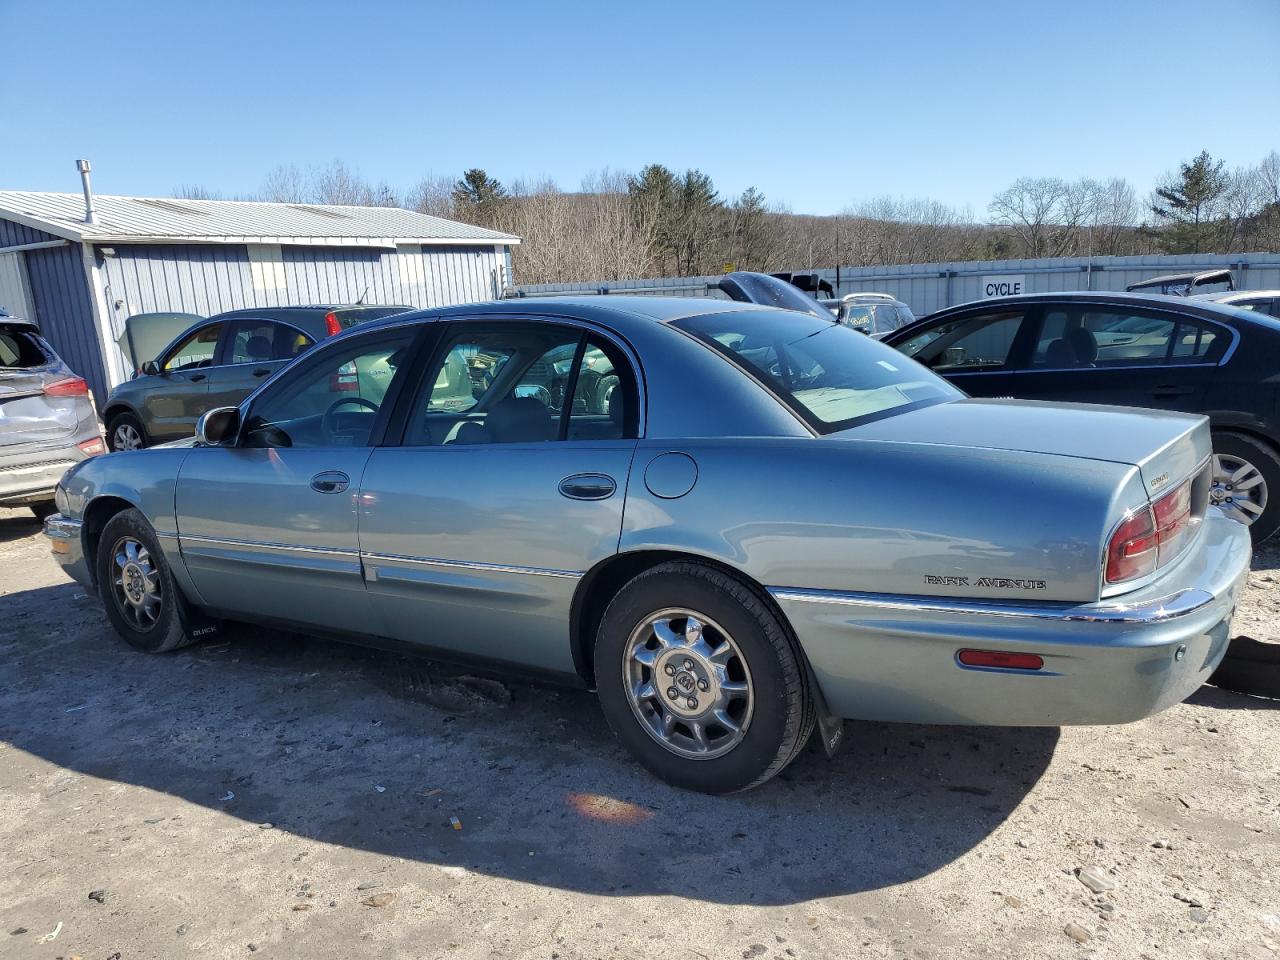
[406,174,457,219]
[259,164,309,203]
[988,177,1076,257]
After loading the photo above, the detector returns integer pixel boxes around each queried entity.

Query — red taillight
[329,360,359,392]
[957,649,1044,670]
[43,377,89,397]
[1106,478,1194,585]
[77,437,106,457]
[324,311,343,337]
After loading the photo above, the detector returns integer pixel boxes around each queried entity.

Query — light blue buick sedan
[45,293,1250,793]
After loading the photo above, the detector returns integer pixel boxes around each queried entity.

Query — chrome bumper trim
[362,551,584,580]
[42,514,83,540]
[768,586,1216,624]
[179,533,359,558]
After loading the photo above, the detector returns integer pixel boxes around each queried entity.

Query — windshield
[673,309,961,433]
[843,302,915,334]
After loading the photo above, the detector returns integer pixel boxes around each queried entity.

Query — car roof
[358,295,767,334]
[212,303,412,318]
[0,315,37,328]
[1194,289,1280,302]
[1126,269,1233,288]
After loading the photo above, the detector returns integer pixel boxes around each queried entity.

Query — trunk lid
[842,397,1210,500]
[0,370,82,446]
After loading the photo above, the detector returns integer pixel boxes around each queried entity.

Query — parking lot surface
[1,507,1277,960]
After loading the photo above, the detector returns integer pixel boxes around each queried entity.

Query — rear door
[890,305,1036,398]
[1011,303,1227,415]
[358,319,640,674]
[203,318,311,411]
[175,326,420,631]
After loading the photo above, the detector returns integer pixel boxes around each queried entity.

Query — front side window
[897,311,1025,372]
[241,330,415,448]
[163,323,222,372]
[673,309,960,433]
[406,323,639,446]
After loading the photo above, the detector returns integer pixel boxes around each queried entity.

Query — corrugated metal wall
[512,252,1280,317]
[0,220,109,400]
[96,241,506,387]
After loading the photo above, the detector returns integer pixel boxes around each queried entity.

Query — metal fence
[507,252,1280,317]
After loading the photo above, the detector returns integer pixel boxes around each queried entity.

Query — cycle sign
[981,274,1025,298]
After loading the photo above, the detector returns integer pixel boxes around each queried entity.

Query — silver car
[43,298,1250,793]
[1,314,104,519]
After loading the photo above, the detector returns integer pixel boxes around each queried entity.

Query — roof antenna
[356,285,369,305]
[77,159,96,225]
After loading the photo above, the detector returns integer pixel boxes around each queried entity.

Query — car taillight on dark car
[43,377,89,397]
[1105,478,1194,585]
[325,311,343,337]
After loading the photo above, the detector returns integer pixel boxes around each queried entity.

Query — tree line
[176,150,1280,285]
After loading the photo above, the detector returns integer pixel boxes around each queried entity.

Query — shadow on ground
[0,582,1066,905]
[0,512,42,544]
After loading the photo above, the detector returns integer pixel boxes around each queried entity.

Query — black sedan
[882,291,1280,540]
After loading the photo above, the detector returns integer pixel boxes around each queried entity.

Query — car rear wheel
[594,561,814,793]
[1211,432,1280,541]
[96,508,205,653]
[107,412,148,452]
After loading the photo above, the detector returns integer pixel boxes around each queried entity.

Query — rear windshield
[0,327,50,368]
[672,309,961,433]
[331,306,413,329]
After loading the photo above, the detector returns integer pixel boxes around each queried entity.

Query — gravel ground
[0,506,1277,960]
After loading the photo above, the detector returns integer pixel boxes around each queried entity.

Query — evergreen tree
[1150,151,1228,253]
[452,169,508,226]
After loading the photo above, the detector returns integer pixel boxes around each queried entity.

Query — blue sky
[2,0,1277,215]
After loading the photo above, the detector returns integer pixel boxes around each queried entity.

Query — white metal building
[0,189,520,398]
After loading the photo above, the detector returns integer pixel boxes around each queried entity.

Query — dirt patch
[1,508,1277,960]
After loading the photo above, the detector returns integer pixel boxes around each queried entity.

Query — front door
[1011,303,1226,415]
[175,327,419,631]
[359,320,640,674]
[891,306,1034,399]
[143,321,222,441]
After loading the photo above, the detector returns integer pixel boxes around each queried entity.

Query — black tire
[594,561,814,794]
[106,411,148,452]
[96,508,205,653]
[1213,431,1280,542]
[29,500,58,521]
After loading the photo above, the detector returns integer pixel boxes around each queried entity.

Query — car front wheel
[107,412,148,452]
[595,561,814,793]
[96,508,205,653]
[1211,432,1280,541]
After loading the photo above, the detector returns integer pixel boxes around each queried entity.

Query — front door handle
[188,373,207,383]
[558,473,616,501]
[310,470,350,494]
[252,367,272,378]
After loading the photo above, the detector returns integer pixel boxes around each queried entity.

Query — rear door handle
[1150,384,1195,398]
[252,367,272,378]
[558,473,616,501]
[188,373,207,383]
[310,470,350,494]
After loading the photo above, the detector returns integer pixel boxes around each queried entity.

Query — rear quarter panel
[620,437,1143,603]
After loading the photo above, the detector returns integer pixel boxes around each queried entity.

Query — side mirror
[195,406,241,446]
[141,360,160,377]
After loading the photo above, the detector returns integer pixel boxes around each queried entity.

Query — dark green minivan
[102,305,411,450]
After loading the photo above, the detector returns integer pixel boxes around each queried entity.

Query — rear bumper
[773,511,1251,726]
[0,455,81,505]
[43,514,93,589]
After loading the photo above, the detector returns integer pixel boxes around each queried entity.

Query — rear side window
[1029,308,1223,368]
[0,328,49,368]
[225,319,313,364]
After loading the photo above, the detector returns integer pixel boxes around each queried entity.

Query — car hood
[838,397,1210,500]
[116,312,204,373]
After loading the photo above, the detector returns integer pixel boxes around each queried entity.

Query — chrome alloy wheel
[623,608,754,760]
[111,536,162,630]
[1211,453,1268,526]
[112,423,143,451]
